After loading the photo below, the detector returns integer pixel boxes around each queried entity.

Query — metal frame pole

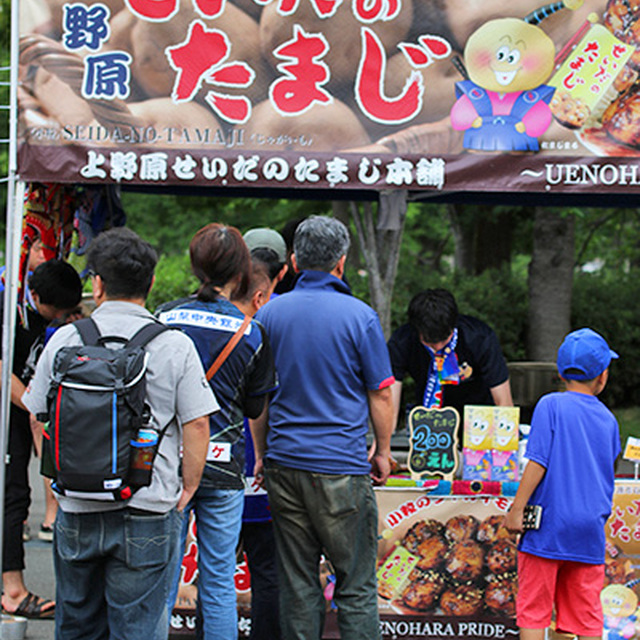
[0,0,25,609]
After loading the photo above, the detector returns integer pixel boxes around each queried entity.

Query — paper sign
[376,546,419,600]
[624,437,640,462]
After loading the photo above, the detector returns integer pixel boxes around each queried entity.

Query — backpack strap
[127,321,170,350]
[206,315,251,381]
[73,317,102,345]
[51,318,101,384]
[74,317,169,349]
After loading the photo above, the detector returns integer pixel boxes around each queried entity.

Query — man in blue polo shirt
[251,215,395,640]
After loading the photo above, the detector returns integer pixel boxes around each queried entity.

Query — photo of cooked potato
[440,584,484,617]
[445,539,485,582]
[550,91,591,130]
[486,539,518,575]
[400,568,448,611]
[376,503,521,619]
[601,83,640,148]
[485,577,517,616]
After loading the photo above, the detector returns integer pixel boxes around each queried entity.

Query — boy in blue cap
[505,328,621,640]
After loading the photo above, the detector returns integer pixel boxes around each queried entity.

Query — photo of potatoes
[376,496,518,620]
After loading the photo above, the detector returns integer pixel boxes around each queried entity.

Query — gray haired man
[251,215,395,640]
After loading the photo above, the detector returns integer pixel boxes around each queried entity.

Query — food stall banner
[17,0,640,193]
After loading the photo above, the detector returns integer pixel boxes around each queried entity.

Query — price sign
[624,437,640,463]
[407,406,460,481]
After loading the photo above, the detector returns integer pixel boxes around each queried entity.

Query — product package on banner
[17,0,640,194]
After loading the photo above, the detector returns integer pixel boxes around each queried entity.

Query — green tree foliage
[146,253,198,313]
[110,194,640,409]
[121,192,331,256]
[572,271,640,408]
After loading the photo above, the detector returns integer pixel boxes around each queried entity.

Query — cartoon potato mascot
[450,1,583,151]
[602,583,640,640]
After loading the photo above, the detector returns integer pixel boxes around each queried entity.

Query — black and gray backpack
[41,317,169,501]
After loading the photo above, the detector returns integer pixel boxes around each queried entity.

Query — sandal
[2,592,55,619]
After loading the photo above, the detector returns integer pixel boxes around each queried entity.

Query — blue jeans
[265,464,381,640]
[168,487,244,640]
[54,507,181,640]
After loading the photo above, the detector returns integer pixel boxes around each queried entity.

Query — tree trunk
[332,200,362,270]
[527,208,575,361]
[474,210,513,275]
[448,203,475,274]
[349,193,407,339]
[448,203,515,275]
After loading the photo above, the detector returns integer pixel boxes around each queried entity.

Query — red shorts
[517,552,604,636]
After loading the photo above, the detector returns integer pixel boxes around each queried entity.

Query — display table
[169,479,640,639]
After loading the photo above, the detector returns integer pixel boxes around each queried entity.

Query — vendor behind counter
[387,289,513,434]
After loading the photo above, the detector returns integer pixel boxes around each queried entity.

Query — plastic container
[129,428,159,487]
[1,614,27,640]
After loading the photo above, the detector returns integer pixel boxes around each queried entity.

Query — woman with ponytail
[159,223,277,640]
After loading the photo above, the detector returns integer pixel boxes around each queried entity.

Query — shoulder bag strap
[206,315,251,381]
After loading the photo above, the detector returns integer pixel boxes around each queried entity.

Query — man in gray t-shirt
[22,229,218,640]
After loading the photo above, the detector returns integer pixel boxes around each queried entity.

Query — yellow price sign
[623,437,640,462]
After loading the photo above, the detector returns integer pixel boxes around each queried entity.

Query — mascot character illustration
[450,0,583,152]
[602,583,640,640]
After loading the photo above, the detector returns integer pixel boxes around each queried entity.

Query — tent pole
[0,180,26,592]
[0,0,25,594]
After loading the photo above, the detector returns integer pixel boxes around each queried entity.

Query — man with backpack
[22,228,218,640]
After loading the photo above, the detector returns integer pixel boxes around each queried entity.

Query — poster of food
[170,481,640,639]
[375,490,519,640]
[16,0,640,192]
[603,481,640,640]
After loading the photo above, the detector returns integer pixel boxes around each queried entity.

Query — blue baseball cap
[556,328,619,380]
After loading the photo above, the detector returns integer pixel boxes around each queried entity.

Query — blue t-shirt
[256,270,394,475]
[159,297,277,490]
[519,390,620,564]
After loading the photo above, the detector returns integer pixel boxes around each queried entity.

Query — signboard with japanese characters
[18,0,640,192]
[375,490,519,640]
[624,437,640,463]
[407,406,460,481]
[463,406,520,483]
[603,481,640,640]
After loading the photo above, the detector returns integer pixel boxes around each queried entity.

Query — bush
[146,253,198,313]
[450,268,529,362]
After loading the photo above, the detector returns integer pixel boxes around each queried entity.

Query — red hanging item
[9,183,76,325]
